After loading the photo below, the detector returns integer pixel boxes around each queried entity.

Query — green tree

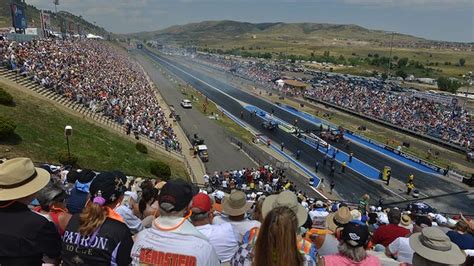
[149,161,171,181]
[381,73,388,80]
[437,77,462,93]
[397,57,409,68]
[0,114,16,139]
[459,58,466,67]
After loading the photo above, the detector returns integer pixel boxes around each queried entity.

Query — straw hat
[222,190,253,216]
[326,206,352,232]
[409,227,465,265]
[400,214,413,230]
[262,191,308,227]
[0,158,50,201]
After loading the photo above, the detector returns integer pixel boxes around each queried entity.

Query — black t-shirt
[61,214,133,266]
[0,201,62,266]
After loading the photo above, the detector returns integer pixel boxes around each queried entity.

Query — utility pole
[387,31,395,78]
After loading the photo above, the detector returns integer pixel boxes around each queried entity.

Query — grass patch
[0,81,187,178]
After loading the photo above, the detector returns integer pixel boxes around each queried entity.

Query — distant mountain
[129,20,427,45]
[0,0,108,36]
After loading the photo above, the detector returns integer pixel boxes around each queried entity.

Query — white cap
[435,214,447,225]
[213,190,225,200]
[315,200,324,207]
[377,213,389,224]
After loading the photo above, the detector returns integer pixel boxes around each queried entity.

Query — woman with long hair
[253,206,314,266]
[137,187,159,219]
[61,171,133,265]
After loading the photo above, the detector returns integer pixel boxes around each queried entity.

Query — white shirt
[212,216,261,243]
[388,237,414,264]
[196,223,239,262]
[131,216,220,266]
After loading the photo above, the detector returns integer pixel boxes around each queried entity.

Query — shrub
[149,161,171,181]
[0,114,16,139]
[0,88,13,105]
[135,142,148,154]
[58,152,78,166]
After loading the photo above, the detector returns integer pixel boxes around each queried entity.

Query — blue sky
[29,0,473,42]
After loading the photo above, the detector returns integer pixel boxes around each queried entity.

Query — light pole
[64,125,72,163]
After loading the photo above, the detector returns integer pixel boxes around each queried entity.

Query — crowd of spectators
[189,53,473,149]
[1,157,472,265]
[0,36,180,151]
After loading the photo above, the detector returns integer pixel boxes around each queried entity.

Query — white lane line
[148,52,247,107]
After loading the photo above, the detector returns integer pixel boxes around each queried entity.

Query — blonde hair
[79,203,108,236]
[253,206,304,266]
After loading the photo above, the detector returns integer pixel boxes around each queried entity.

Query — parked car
[180,99,192,108]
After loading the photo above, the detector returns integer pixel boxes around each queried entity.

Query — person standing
[315,161,320,173]
[386,171,391,186]
[330,180,335,194]
[341,161,346,173]
[408,174,414,183]
[349,152,353,163]
[296,150,301,160]
[406,180,415,195]
[330,166,335,178]
[281,142,285,151]
[323,155,328,166]
[0,158,62,265]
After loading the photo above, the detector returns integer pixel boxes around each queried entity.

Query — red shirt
[372,224,410,247]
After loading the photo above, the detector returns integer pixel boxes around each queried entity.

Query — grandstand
[0,2,472,265]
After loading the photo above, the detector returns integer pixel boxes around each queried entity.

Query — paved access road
[141,49,472,213]
[133,52,256,173]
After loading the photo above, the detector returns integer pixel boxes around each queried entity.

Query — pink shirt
[323,253,381,266]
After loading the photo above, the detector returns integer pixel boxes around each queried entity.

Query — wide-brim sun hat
[262,190,308,227]
[222,190,253,216]
[0,158,51,201]
[326,206,352,232]
[409,227,465,265]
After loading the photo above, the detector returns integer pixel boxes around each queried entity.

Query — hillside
[130,20,427,46]
[0,0,108,36]
[132,20,472,79]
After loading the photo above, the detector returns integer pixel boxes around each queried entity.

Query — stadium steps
[0,66,185,160]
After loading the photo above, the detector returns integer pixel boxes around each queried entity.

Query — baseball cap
[158,179,194,212]
[342,222,369,247]
[191,193,212,213]
[89,171,127,205]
